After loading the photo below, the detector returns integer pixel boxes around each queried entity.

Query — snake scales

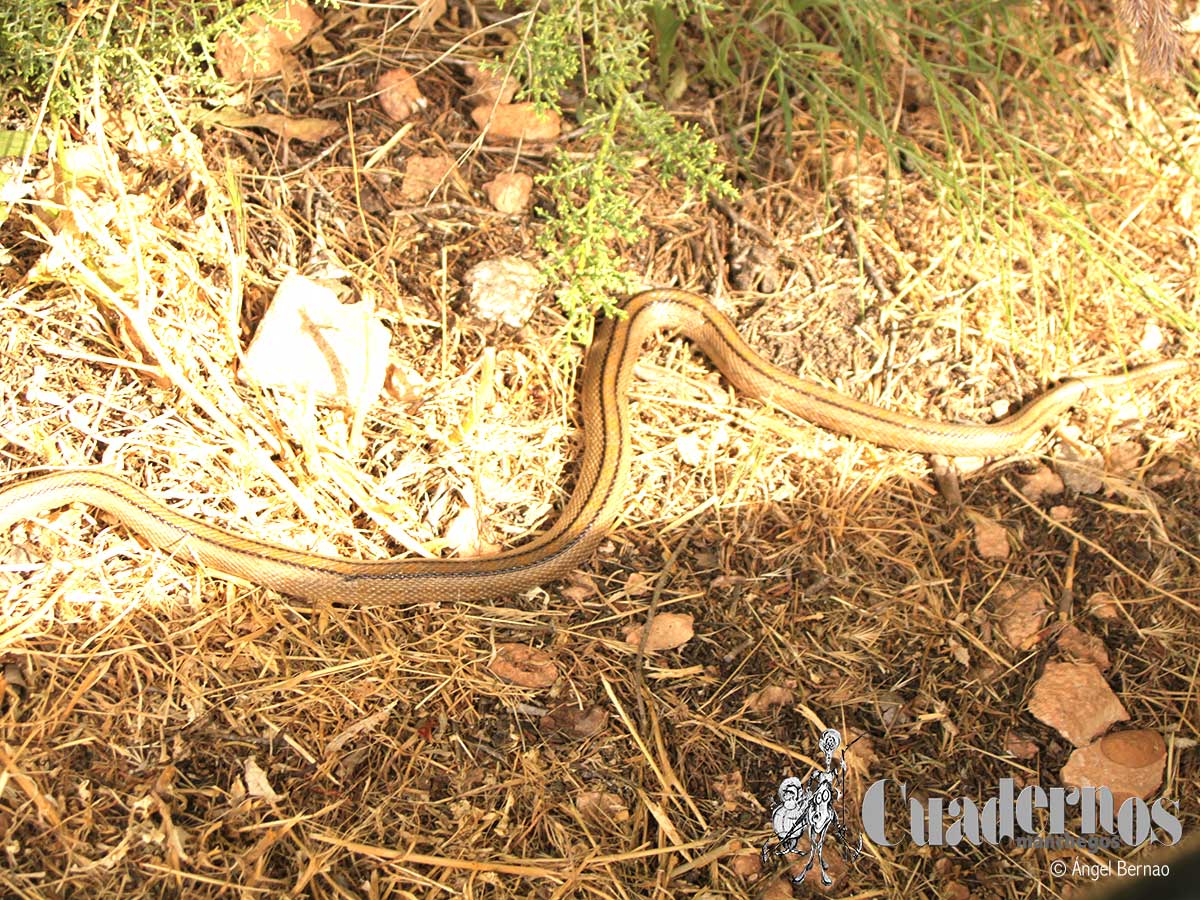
[0,288,1193,604]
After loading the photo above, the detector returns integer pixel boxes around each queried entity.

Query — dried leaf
[213,110,340,143]
[1087,591,1122,621]
[623,612,694,652]
[624,571,652,597]
[577,790,629,827]
[559,572,598,604]
[712,770,746,812]
[243,757,283,803]
[411,0,446,30]
[560,584,591,603]
[489,644,558,688]
[872,692,911,728]
[747,685,794,714]
[541,704,608,740]
[0,129,48,158]
[326,706,395,756]
[947,637,970,667]
[841,727,878,774]
[56,145,109,198]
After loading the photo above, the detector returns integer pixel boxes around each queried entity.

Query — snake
[0,288,1194,604]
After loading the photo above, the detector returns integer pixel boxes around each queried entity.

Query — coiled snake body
[0,289,1193,604]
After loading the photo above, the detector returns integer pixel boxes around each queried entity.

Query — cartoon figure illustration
[761,727,865,885]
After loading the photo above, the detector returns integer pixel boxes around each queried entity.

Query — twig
[835,193,892,304]
[713,197,776,246]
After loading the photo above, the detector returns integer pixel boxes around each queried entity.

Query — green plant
[0,0,277,117]
[500,0,737,342]
[503,0,1198,343]
[694,0,1197,330]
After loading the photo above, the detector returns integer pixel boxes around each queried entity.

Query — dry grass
[1,5,1199,900]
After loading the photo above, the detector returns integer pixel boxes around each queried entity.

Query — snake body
[0,288,1193,604]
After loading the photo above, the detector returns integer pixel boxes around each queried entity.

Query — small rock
[731,846,762,878]
[215,0,320,81]
[1056,624,1111,670]
[540,704,608,740]
[1054,441,1104,494]
[760,877,796,900]
[242,273,389,409]
[1140,322,1164,352]
[1061,729,1166,805]
[1147,459,1185,487]
[377,68,426,122]
[1018,465,1064,502]
[1049,505,1075,522]
[464,62,519,105]
[972,515,1010,560]
[443,505,482,556]
[674,432,705,466]
[1005,732,1039,760]
[401,154,456,201]
[483,172,532,214]
[471,102,562,141]
[1107,441,1143,477]
[1028,662,1129,746]
[462,256,542,328]
[995,580,1051,651]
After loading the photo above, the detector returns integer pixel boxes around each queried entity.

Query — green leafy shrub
[499,0,737,340]
[0,0,275,116]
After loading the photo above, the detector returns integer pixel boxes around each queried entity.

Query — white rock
[242,273,390,408]
[463,257,542,328]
